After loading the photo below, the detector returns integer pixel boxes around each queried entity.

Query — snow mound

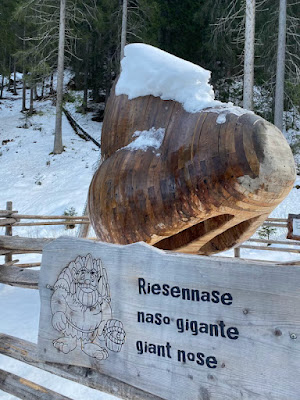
[116,43,222,113]
[122,127,165,152]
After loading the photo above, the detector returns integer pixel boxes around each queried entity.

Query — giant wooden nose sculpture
[88,44,295,255]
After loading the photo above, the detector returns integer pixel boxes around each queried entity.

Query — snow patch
[116,43,222,113]
[122,127,165,153]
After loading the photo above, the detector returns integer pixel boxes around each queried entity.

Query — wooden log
[15,263,41,268]
[0,218,17,226]
[247,238,300,246]
[0,266,39,289]
[0,236,53,252]
[5,201,13,263]
[234,247,241,257]
[88,81,295,255]
[10,214,89,220]
[0,334,163,400]
[266,218,288,222]
[262,222,288,228]
[239,244,300,253]
[13,221,89,227]
[0,368,72,400]
[0,210,18,217]
[2,259,19,267]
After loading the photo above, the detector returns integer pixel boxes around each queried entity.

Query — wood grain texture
[0,334,162,400]
[0,265,39,289]
[88,82,295,254]
[38,237,300,400]
[0,368,72,400]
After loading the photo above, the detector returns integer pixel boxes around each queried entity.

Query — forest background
[0,0,299,155]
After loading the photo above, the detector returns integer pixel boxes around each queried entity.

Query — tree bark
[0,75,4,99]
[22,72,26,112]
[7,56,11,92]
[120,0,128,62]
[29,87,34,115]
[243,0,255,110]
[274,0,287,131]
[50,73,54,95]
[53,0,66,154]
[13,61,17,95]
[82,43,89,111]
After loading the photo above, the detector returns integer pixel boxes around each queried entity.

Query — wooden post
[234,247,241,258]
[5,202,13,264]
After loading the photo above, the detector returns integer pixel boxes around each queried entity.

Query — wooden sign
[287,214,300,241]
[38,237,300,400]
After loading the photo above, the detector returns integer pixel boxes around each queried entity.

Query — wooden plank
[0,210,18,217]
[0,236,53,252]
[14,221,89,227]
[239,244,300,253]
[5,201,13,264]
[0,368,72,400]
[15,263,41,268]
[0,266,38,289]
[266,218,287,222]
[0,218,17,226]
[38,237,300,400]
[247,238,300,246]
[262,222,288,228]
[11,214,89,220]
[0,334,163,400]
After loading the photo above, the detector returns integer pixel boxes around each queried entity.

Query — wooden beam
[0,334,163,400]
[15,263,41,269]
[239,244,300,253]
[0,218,17,226]
[0,266,38,289]
[0,210,18,217]
[247,238,300,246]
[266,218,288,222]
[13,221,89,227]
[11,214,89,220]
[262,222,288,228]
[0,236,53,252]
[0,368,72,400]
[5,201,13,264]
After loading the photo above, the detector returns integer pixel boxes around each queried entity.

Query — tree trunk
[13,61,17,95]
[41,79,45,98]
[82,43,89,111]
[22,72,26,112]
[29,87,34,115]
[50,73,54,95]
[120,0,128,62]
[243,0,255,110]
[274,0,287,132]
[53,0,66,155]
[7,57,11,92]
[0,75,4,99]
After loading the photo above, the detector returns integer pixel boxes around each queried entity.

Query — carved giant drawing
[88,45,296,255]
[51,254,125,360]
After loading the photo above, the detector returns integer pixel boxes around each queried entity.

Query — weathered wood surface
[38,237,300,400]
[0,218,17,226]
[0,368,72,400]
[0,334,162,400]
[239,244,300,253]
[13,221,89,227]
[0,236,53,253]
[287,214,300,241]
[0,266,39,289]
[88,82,295,255]
[5,201,13,263]
[10,214,89,220]
[247,238,300,246]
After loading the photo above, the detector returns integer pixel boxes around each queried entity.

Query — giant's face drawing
[72,254,102,307]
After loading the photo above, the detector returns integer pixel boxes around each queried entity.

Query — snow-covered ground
[0,87,117,399]
[0,75,299,399]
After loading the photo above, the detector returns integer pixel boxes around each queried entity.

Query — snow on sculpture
[51,254,125,360]
[88,44,296,255]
